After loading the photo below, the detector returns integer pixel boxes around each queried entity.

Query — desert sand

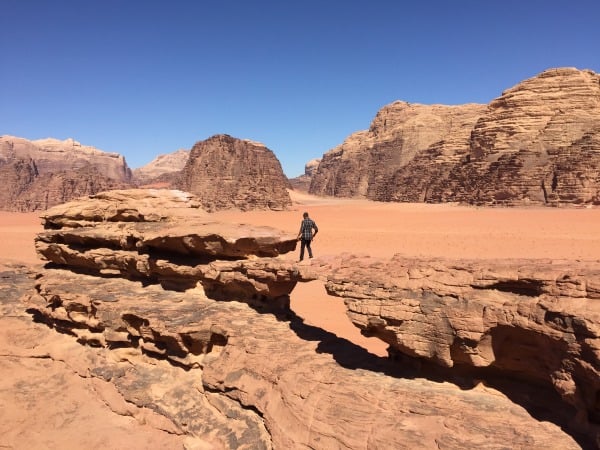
[3,192,600,357]
[1,192,600,448]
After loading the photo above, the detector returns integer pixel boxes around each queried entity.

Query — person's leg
[306,240,313,258]
[299,239,306,260]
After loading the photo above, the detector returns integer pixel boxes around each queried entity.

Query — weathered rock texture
[0,136,132,181]
[177,134,292,211]
[0,136,132,211]
[309,102,486,199]
[289,158,321,192]
[132,148,189,186]
[310,67,600,206]
[326,255,600,445]
[18,189,596,448]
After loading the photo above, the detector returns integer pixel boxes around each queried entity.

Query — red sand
[2,194,600,357]
[1,194,600,446]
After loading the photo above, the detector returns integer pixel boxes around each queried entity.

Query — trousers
[299,238,313,260]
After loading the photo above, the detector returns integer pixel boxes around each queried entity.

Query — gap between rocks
[289,280,388,357]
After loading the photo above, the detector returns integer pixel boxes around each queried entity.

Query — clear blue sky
[2,1,599,177]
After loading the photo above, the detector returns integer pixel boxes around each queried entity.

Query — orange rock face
[0,136,132,211]
[13,189,593,448]
[326,254,600,443]
[177,134,292,211]
[309,67,600,206]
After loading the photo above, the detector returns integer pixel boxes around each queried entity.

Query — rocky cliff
[288,158,321,192]
[1,134,294,212]
[309,67,600,206]
[177,134,292,211]
[0,136,132,211]
[0,136,132,181]
[13,189,597,448]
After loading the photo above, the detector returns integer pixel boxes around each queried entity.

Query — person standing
[297,211,318,261]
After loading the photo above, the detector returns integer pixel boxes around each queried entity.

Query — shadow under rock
[283,308,429,379]
[281,309,597,450]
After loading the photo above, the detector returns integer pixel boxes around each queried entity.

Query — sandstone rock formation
[309,67,600,206]
[0,136,132,181]
[309,102,486,198]
[289,158,321,192]
[326,254,600,445]
[0,133,295,212]
[0,136,132,211]
[177,134,292,211]
[17,189,596,448]
[132,148,189,186]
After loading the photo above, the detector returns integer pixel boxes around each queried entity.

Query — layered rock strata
[309,67,600,206]
[0,136,132,211]
[37,189,298,300]
[25,267,581,449]
[310,102,486,199]
[0,136,132,181]
[21,189,588,448]
[327,255,600,444]
[177,134,292,211]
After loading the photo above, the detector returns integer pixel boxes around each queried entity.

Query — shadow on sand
[282,308,596,450]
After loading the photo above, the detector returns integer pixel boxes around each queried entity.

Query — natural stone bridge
[25,189,599,448]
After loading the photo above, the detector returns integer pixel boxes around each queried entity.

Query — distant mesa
[176,134,292,211]
[289,158,321,192]
[5,67,599,211]
[308,67,600,206]
[0,134,292,212]
[0,135,132,212]
[132,148,189,186]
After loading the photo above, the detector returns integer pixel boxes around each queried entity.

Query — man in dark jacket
[296,211,318,261]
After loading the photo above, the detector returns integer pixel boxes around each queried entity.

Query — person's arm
[297,223,303,240]
[312,222,318,238]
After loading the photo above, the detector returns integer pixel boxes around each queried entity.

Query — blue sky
[2,1,599,177]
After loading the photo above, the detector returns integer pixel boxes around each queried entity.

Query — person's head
[303,212,309,219]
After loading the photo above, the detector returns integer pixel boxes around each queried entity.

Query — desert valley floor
[5,191,600,355]
[1,190,600,448]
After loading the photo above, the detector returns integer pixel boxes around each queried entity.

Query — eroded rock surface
[309,67,600,206]
[326,254,600,444]
[309,102,486,199]
[24,267,580,449]
[132,148,189,186]
[177,134,292,211]
[14,189,595,448]
[289,158,321,192]
[0,136,132,211]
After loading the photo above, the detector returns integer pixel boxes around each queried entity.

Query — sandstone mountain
[0,136,132,211]
[9,189,595,448]
[0,134,293,212]
[0,136,131,181]
[289,158,321,192]
[309,67,600,206]
[309,102,487,198]
[177,134,292,211]
[132,148,189,186]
